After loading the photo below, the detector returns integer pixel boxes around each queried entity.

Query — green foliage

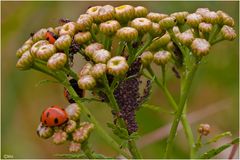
[205,131,232,145]
[200,137,239,159]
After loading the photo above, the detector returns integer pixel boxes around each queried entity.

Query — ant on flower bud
[59,18,71,25]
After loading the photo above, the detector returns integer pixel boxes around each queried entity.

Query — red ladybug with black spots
[40,106,68,127]
[45,31,58,44]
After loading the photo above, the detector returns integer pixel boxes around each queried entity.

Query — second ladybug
[41,105,68,127]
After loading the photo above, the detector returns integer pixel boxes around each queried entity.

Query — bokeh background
[1,1,239,159]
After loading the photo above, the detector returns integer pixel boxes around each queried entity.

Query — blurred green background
[1,1,239,159]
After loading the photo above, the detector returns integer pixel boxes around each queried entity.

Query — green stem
[62,67,79,80]
[134,33,153,59]
[102,74,143,159]
[128,140,143,159]
[167,29,186,55]
[161,65,166,86]
[90,26,98,42]
[146,66,195,158]
[208,24,221,43]
[164,63,198,158]
[116,41,125,56]
[64,83,131,158]
[81,140,95,159]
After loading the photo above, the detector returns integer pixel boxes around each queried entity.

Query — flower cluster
[37,103,94,153]
[15,4,236,154]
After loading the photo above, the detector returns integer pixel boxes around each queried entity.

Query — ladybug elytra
[45,31,58,44]
[41,106,68,127]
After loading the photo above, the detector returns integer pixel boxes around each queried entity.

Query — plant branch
[164,61,199,158]
[101,74,142,159]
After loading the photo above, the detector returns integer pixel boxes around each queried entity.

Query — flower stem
[164,63,198,158]
[64,83,131,159]
[146,65,195,158]
[102,74,143,159]
[81,140,95,159]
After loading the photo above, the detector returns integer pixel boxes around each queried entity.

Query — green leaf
[205,131,232,145]
[92,153,110,159]
[120,140,129,149]
[54,153,86,159]
[107,123,129,140]
[35,79,59,87]
[129,132,140,140]
[141,104,174,114]
[200,137,239,159]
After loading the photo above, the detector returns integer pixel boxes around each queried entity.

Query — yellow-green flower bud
[198,123,210,136]
[131,18,152,34]
[115,5,135,23]
[54,34,72,51]
[153,50,171,65]
[69,141,81,153]
[134,6,148,18]
[64,120,77,133]
[148,33,171,51]
[47,27,58,35]
[220,25,236,41]
[98,5,115,22]
[195,8,210,16]
[186,13,203,28]
[59,22,77,36]
[166,41,176,51]
[47,53,67,70]
[150,22,164,37]
[16,50,34,70]
[35,44,56,60]
[78,63,93,77]
[66,103,81,121]
[76,14,94,31]
[78,75,96,90]
[85,43,104,58]
[52,130,67,144]
[16,44,31,58]
[99,20,121,36]
[177,30,194,46]
[202,11,219,24]
[147,12,168,23]
[92,49,111,64]
[107,56,129,76]
[171,11,189,24]
[116,27,138,42]
[32,28,47,42]
[173,26,181,35]
[217,10,235,27]
[31,40,49,57]
[159,16,176,29]
[91,63,107,78]
[37,122,53,139]
[74,31,92,44]
[141,51,153,66]
[54,26,62,35]
[191,38,210,56]
[199,22,213,33]
[72,122,94,143]
[24,37,34,46]
[86,6,102,23]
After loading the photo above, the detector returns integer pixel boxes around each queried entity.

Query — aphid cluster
[37,104,94,153]
[15,4,236,154]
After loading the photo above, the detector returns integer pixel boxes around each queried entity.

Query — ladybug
[64,79,85,103]
[45,31,58,44]
[41,106,68,127]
